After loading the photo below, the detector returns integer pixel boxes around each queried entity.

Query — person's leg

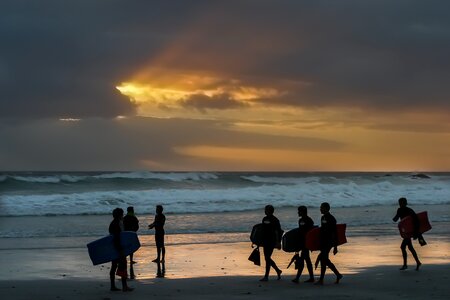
[110,261,120,291]
[406,240,421,270]
[161,246,166,262]
[303,249,315,282]
[118,257,132,291]
[325,258,342,283]
[316,248,330,284]
[293,255,304,283]
[269,255,282,279]
[129,254,135,279]
[400,239,408,270]
[157,246,161,261]
[152,235,160,262]
[260,246,273,281]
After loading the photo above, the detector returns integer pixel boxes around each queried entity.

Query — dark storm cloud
[1,0,450,119]
[180,93,248,111]
[0,117,343,171]
[0,0,208,119]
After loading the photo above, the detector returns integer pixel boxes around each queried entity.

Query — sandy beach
[1,229,449,300]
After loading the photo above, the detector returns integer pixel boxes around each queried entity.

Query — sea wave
[1,179,449,217]
[0,172,220,184]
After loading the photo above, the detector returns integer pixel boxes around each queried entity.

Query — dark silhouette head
[298,205,307,217]
[265,205,274,216]
[320,202,330,214]
[127,206,134,213]
[156,205,163,214]
[398,197,407,207]
[112,207,124,220]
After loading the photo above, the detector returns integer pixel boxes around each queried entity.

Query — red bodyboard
[398,211,431,239]
[305,224,347,251]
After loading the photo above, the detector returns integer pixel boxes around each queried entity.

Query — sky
[1,0,450,171]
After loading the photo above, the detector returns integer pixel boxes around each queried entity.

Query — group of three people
[108,205,166,292]
[260,202,342,285]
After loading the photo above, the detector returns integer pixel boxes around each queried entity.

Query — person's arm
[148,216,156,229]
[393,208,400,222]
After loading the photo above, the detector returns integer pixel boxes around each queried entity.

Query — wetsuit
[318,212,340,281]
[393,206,422,266]
[393,207,420,237]
[109,219,127,280]
[153,213,166,248]
[123,213,139,277]
[123,214,139,232]
[295,216,314,280]
[261,215,282,277]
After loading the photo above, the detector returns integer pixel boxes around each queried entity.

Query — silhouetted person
[315,202,342,285]
[393,197,424,270]
[123,206,139,279]
[292,206,315,283]
[109,208,133,292]
[260,205,283,281]
[148,205,166,276]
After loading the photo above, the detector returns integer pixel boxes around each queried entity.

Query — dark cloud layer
[0,117,343,170]
[1,0,450,120]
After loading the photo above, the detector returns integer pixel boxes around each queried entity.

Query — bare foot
[122,287,134,292]
[304,278,315,283]
[152,258,160,263]
[314,279,324,286]
[292,278,299,283]
[399,265,408,270]
[335,274,343,284]
[259,277,268,282]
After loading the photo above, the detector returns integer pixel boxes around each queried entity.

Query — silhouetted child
[148,205,166,266]
[109,208,133,292]
[260,205,283,281]
[393,197,425,270]
[315,202,342,285]
[123,206,139,279]
[292,206,315,283]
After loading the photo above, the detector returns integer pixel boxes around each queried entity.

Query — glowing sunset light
[116,71,285,116]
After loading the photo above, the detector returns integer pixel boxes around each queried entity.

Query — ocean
[1,172,449,242]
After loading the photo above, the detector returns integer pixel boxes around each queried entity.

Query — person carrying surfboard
[315,202,343,285]
[292,205,315,284]
[259,204,283,281]
[393,197,425,271]
[109,208,133,292]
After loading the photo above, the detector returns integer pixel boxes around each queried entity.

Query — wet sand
[0,233,449,299]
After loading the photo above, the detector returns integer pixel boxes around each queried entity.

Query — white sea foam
[10,175,62,183]
[1,178,449,216]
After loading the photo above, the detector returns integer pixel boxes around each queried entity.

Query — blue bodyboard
[87,231,140,265]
